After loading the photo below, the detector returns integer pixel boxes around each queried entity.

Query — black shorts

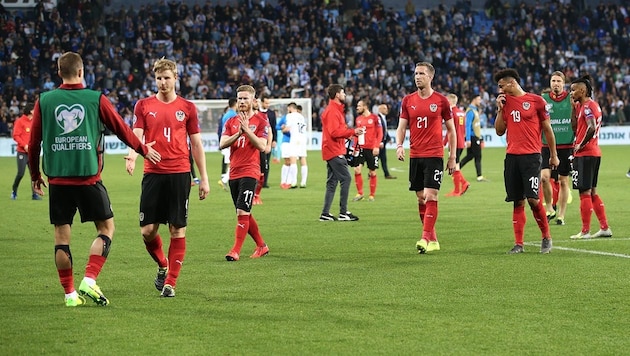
[139,173,191,228]
[259,150,268,174]
[571,156,600,191]
[229,177,258,212]
[542,147,572,176]
[356,149,380,171]
[503,153,542,202]
[409,157,443,191]
[49,181,114,225]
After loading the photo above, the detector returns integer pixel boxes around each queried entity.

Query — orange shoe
[280,183,291,189]
[460,182,470,195]
[225,250,240,261]
[250,244,269,258]
[445,190,460,197]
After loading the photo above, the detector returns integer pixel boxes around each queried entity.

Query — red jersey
[321,100,354,161]
[223,112,269,179]
[29,83,149,186]
[400,91,453,158]
[443,106,466,149]
[574,99,602,157]
[354,113,383,150]
[501,93,550,155]
[134,95,200,174]
[12,114,32,153]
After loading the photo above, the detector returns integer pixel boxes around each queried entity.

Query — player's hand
[198,178,210,200]
[446,156,456,175]
[549,155,560,170]
[238,112,250,132]
[496,94,506,110]
[141,141,161,165]
[396,146,405,161]
[372,147,380,156]
[466,140,471,148]
[32,178,47,196]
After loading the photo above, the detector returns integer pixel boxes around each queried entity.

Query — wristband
[396,144,403,148]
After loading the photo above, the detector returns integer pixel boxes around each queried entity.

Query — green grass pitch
[1,146,629,354]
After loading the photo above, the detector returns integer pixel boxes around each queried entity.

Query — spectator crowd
[1,0,630,137]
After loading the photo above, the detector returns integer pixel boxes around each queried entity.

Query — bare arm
[573,117,597,154]
[541,120,559,169]
[494,94,507,136]
[189,132,210,200]
[395,118,408,161]
[444,119,457,175]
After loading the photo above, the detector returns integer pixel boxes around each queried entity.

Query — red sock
[538,184,544,201]
[591,194,609,230]
[460,171,469,188]
[84,255,106,280]
[531,201,550,238]
[513,205,526,245]
[369,174,377,196]
[579,194,593,233]
[355,173,363,195]
[255,174,264,197]
[452,171,461,193]
[165,237,186,288]
[423,200,438,234]
[144,234,167,267]
[232,215,250,253]
[552,179,559,206]
[248,214,265,247]
[418,203,426,224]
[58,268,74,294]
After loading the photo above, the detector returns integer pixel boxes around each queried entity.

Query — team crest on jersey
[55,104,85,134]
[368,118,373,125]
[175,110,185,122]
[522,102,531,110]
[429,104,438,112]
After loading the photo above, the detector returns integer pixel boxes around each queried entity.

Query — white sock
[289,164,298,186]
[83,277,96,286]
[301,165,308,186]
[222,172,229,184]
[281,165,288,184]
[65,290,78,299]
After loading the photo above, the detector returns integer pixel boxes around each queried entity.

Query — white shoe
[592,228,612,238]
[570,231,591,239]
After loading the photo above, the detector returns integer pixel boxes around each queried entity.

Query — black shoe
[319,213,336,221]
[339,211,359,221]
[507,244,524,254]
[385,175,397,179]
[154,266,167,291]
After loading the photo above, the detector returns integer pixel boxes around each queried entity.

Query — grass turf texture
[1,146,629,354]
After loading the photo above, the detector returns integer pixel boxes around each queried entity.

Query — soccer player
[351,98,383,202]
[541,71,574,225]
[253,97,273,205]
[28,52,161,306]
[259,95,277,188]
[459,95,486,182]
[319,84,365,222]
[377,104,396,179]
[218,98,237,191]
[444,93,470,197]
[276,110,292,189]
[125,58,210,298]
[11,103,40,200]
[220,85,270,261]
[569,75,612,239]
[395,62,456,253]
[494,68,558,254]
[283,102,309,188]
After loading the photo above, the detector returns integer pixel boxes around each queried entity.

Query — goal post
[191,98,313,152]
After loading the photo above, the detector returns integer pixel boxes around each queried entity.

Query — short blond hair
[446,93,458,105]
[236,84,256,96]
[153,57,177,76]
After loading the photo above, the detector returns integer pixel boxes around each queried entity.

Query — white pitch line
[523,242,630,259]
[552,237,630,242]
